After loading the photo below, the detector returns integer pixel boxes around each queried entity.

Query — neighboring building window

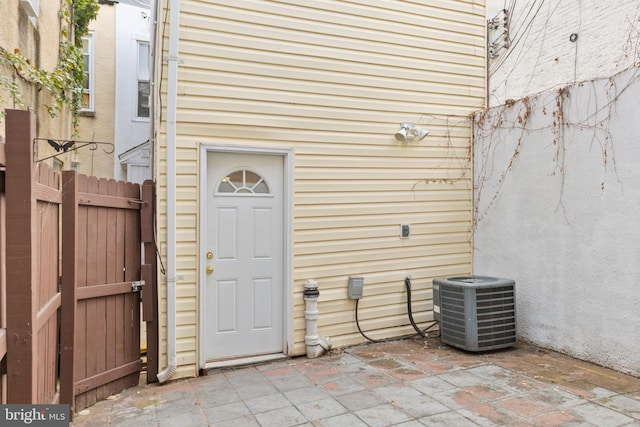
[81,33,95,111]
[53,158,63,173]
[20,0,39,19]
[137,41,150,118]
[218,170,269,194]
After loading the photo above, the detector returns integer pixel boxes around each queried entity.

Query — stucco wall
[487,0,640,107]
[0,1,70,144]
[473,67,640,376]
[75,3,116,178]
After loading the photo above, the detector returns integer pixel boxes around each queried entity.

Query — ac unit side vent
[433,276,516,352]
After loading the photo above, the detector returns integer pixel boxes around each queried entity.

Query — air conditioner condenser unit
[433,276,516,352]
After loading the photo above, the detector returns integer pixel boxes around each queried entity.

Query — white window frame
[136,40,150,120]
[20,0,39,18]
[81,32,95,112]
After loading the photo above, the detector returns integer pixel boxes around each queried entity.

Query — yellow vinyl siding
[156,0,485,377]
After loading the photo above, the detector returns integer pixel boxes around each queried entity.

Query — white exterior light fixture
[394,122,429,142]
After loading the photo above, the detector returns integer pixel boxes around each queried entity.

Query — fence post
[0,135,6,403]
[5,109,38,403]
[60,170,78,411]
[141,180,158,383]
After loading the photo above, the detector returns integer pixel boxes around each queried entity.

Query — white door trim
[198,144,293,370]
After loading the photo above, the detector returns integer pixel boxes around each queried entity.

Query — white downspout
[156,0,180,384]
[149,0,159,179]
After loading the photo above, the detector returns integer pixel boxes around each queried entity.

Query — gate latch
[131,280,145,292]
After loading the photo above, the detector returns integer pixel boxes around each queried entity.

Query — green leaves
[72,0,99,47]
[0,0,98,133]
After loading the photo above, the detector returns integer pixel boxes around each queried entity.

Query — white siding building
[152,0,486,380]
[114,0,152,183]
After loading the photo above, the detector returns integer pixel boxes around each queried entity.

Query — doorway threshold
[202,353,287,373]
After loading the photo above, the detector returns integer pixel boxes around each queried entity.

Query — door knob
[206,266,214,274]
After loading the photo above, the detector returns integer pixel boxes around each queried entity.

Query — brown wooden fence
[5,110,62,404]
[0,135,5,403]
[0,109,158,412]
[60,173,147,411]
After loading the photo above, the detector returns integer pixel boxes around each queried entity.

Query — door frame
[198,144,293,370]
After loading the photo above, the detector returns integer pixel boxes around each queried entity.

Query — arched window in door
[217,169,270,194]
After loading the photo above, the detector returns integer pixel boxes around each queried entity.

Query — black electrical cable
[423,319,440,338]
[354,277,440,343]
[355,298,388,343]
[405,276,426,337]
[404,276,439,337]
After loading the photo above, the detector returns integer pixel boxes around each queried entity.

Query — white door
[205,152,284,360]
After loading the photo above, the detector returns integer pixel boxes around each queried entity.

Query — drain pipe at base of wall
[156,0,181,384]
[304,280,332,358]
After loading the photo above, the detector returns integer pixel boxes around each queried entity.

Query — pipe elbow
[306,336,332,359]
[156,364,177,384]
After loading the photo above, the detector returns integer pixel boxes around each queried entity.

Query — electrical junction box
[348,276,364,299]
[400,224,410,238]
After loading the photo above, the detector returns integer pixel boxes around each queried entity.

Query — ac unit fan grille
[476,285,516,350]
[438,281,516,351]
[440,286,467,348]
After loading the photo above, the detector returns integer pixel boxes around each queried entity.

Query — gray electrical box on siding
[348,276,364,299]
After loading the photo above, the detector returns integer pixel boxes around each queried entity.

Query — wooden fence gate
[59,173,155,412]
[1,109,158,412]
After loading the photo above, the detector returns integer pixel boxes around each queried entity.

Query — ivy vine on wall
[0,0,99,133]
